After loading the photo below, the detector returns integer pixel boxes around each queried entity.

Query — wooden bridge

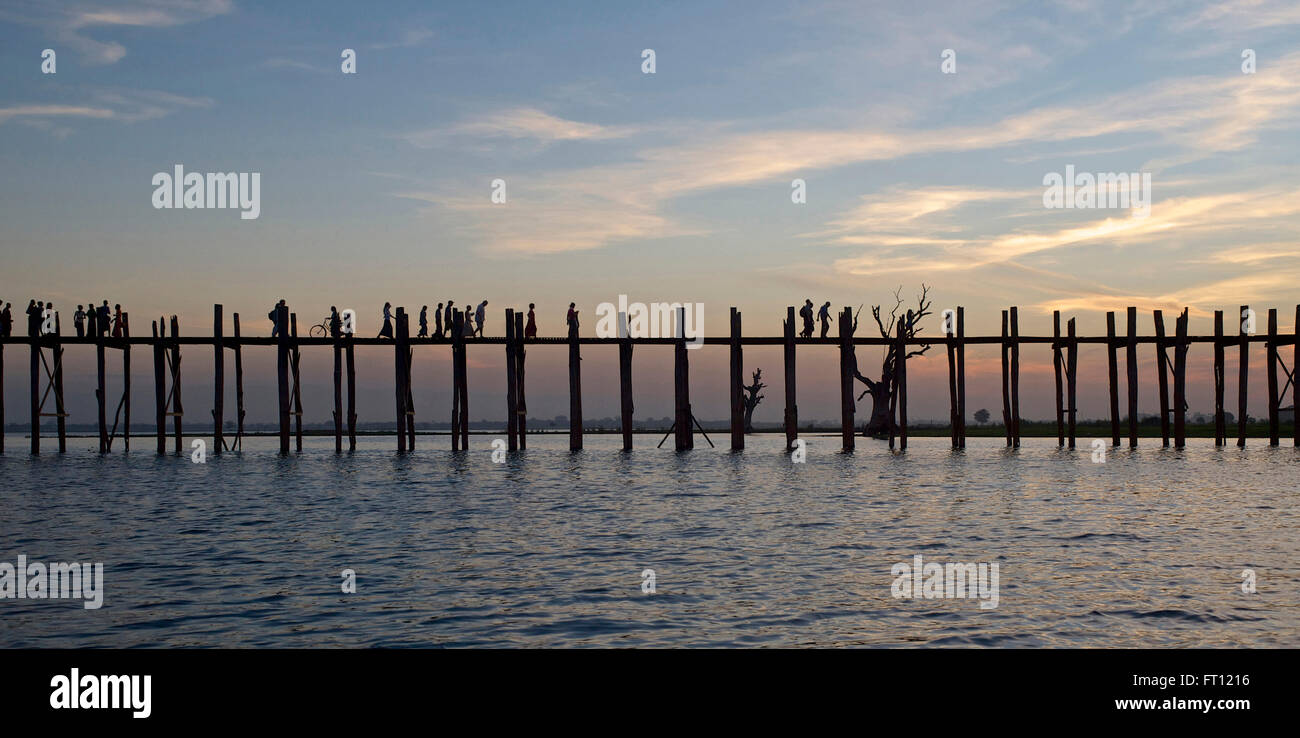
[1,303,1296,456]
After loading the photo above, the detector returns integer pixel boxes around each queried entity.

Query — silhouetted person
[378,302,394,339]
[444,301,454,338]
[566,302,579,333]
[26,300,40,337]
[85,298,96,336]
[112,304,123,338]
[96,301,110,338]
[799,299,814,338]
[462,305,475,338]
[434,302,444,339]
[268,299,285,337]
[475,300,488,338]
[0,303,11,338]
[418,305,429,338]
[329,306,342,338]
[818,301,831,338]
[525,303,537,339]
[74,305,86,338]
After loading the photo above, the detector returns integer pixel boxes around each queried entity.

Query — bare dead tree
[852,285,933,437]
[742,368,765,433]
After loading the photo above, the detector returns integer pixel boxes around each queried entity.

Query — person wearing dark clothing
[799,299,814,339]
[525,303,537,339]
[269,299,286,338]
[444,301,454,336]
[0,303,12,338]
[378,302,394,339]
[329,306,342,338]
[74,305,86,338]
[566,302,579,333]
[434,302,444,339]
[112,304,123,338]
[97,301,111,338]
[818,301,831,339]
[85,298,97,336]
[418,306,429,338]
[26,300,40,337]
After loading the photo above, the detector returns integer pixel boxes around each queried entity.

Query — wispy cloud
[2,0,234,64]
[369,27,433,50]
[398,107,638,149]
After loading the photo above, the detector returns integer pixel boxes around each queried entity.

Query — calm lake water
[1,433,1296,647]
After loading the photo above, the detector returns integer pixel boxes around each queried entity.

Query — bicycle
[309,316,331,338]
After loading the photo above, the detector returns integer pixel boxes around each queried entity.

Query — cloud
[0,104,115,124]
[2,0,234,64]
[369,28,434,50]
[0,89,213,131]
[398,107,638,149]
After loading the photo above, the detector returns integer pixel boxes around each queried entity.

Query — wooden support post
[29,330,39,454]
[1106,311,1120,446]
[839,307,854,451]
[405,315,415,452]
[457,312,469,450]
[451,310,461,451]
[1214,310,1225,446]
[1001,310,1011,447]
[1294,305,1299,448]
[96,322,107,454]
[673,306,691,451]
[1126,307,1138,448]
[1238,305,1249,448]
[946,308,958,448]
[276,305,290,455]
[122,314,131,452]
[152,320,165,455]
[233,314,245,451]
[1267,308,1279,446]
[346,333,357,452]
[1053,311,1065,447]
[1154,310,1170,447]
[0,341,4,454]
[618,310,633,452]
[515,311,527,450]
[333,333,343,454]
[1067,318,1078,448]
[169,316,183,456]
[956,307,966,448]
[53,315,66,453]
[568,315,583,451]
[1174,308,1187,448]
[892,315,908,451]
[394,307,408,453]
[731,308,744,450]
[1009,306,1020,448]
[213,304,224,455]
[783,306,797,450]
[506,308,518,451]
[292,313,304,453]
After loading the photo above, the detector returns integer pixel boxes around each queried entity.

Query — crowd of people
[0,298,125,338]
[269,300,552,340]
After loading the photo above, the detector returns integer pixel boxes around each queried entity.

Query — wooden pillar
[29,329,39,454]
[1106,311,1120,446]
[568,316,583,451]
[839,307,854,451]
[169,316,183,456]
[276,305,290,455]
[673,306,691,451]
[152,320,165,455]
[1267,308,1279,446]
[892,315,908,451]
[783,306,797,450]
[956,307,966,448]
[345,334,357,452]
[0,341,5,454]
[1126,307,1138,448]
[618,311,633,451]
[515,311,527,450]
[1214,310,1225,446]
[232,314,244,451]
[122,314,131,452]
[1294,305,1299,448]
[333,334,343,454]
[96,322,107,454]
[405,315,415,452]
[457,312,469,450]
[291,313,304,453]
[1000,310,1011,446]
[1238,305,1249,448]
[1009,306,1020,448]
[53,315,66,453]
[1053,311,1065,447]
[394,307,408,453]
[1173,308,1187,447]
[213,304,224,455]
[450,310,461,451]
[946,309,958,448]
[506,309,518,451]
[730,308,744,450]
[1067,318,1078,448]
[1154,310,1170,447]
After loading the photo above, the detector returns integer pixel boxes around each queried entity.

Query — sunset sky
[2,0,1298,427]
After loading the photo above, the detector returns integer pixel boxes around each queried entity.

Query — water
[1,434,1296,647]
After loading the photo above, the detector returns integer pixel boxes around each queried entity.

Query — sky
[2,0,1298,428]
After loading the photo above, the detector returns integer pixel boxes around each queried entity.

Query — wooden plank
[1053,310,1064,446]
[515,311,527,450]
[783,306,797,450]
[1267,308,1279,446]
[1001,310,1011,446]
[619,310,633,451]
[1238,304,1248,448]
[1214,310,1225,446]
[731,308,744,450]
[1106,311,1120,446]
[1174,308,1187,448]
[213,304,223,454]
[1126,307,1138,448]
[1067,318,1078,448]
[1010,306,1020,448]
[839,307,854,451]
[569,312,583,451]
[506,309,518,451]
[1154,310,1170,447]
